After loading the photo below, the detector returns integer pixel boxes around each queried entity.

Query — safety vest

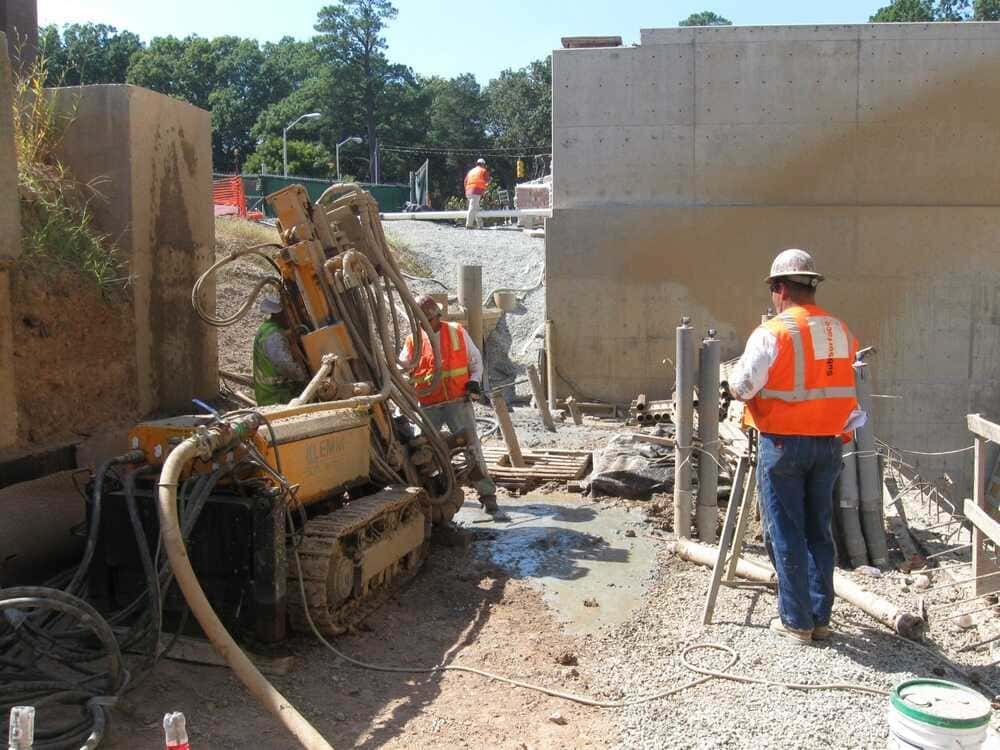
[253,320,298,406]
[746,305,858,436]
[407,322,471,406]
[464,166,489,196]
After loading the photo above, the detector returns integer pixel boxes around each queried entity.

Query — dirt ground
[9,265,136,447]
[105,504,616,749]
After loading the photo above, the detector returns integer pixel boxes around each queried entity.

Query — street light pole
[336,136,363,182]
[282,112,321,177]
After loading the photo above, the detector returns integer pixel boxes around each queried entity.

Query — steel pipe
[697,330,721,543]
[674,317,695,538]
[837,438,870,568]
[674,539,925,640]
[854,360,890,568]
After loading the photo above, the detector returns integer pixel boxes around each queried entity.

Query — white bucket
[887,679,991,750]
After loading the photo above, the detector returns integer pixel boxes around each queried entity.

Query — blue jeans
[756,433,843,631]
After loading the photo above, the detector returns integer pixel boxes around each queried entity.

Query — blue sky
[39,0,888,84]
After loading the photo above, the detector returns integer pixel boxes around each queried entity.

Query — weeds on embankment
[14,57,125,290]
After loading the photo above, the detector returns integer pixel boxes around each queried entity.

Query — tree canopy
[38,3,552,203]
[678,11,733,26]
[871,0,1000,19]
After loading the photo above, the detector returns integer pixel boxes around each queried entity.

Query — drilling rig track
[288,485,429,636]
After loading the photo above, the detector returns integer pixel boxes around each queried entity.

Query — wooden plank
[527,365,556,432]
[491,397,525,468]
[965,499,1000,547]
[973,437,1000,597]
[884,476,925,571]
[968,414,1000,445]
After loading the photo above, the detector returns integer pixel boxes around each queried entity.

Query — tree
[974,0,1000,19]
[314,0,402,180]
[870,0,965,20]
[39,23,142,85]
[420,74,486,200]
[243,137,333,177]
[679,11,733,26]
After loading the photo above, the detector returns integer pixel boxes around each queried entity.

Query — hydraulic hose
[191,244,285,327]
[156,420,333,750]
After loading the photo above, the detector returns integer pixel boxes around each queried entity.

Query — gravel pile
[384,221,546,400]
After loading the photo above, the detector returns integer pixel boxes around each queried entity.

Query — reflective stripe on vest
[756,311,857,402]
[410,322,471,405]
[746,305,859,436]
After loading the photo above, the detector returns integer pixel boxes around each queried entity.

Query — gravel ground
[384,221,547,400]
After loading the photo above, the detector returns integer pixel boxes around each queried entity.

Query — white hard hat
[476,158,486,166]
[766,248,824,286]
[258,292,283,315]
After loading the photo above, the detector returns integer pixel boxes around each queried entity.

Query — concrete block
[0,1,37,74]
[53,84,217,415]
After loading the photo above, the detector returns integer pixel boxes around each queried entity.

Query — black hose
[0,586,125,750]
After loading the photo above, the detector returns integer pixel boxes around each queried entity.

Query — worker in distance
[252,292,307,406]
[724,249,864,644]
[401,295,501,516]
[463,158,490,230]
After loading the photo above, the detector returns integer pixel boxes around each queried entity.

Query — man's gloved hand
[464,381,482,401]
[719,381,733,418]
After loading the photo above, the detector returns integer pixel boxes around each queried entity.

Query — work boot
[769,618,813,645]
[479,494,500,514]
[812,624,833,641]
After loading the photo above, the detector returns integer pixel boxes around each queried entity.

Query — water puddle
[456,493,656,635]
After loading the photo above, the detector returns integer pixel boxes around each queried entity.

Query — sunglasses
[768,281,783,294]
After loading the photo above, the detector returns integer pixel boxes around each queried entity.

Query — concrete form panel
[552,46,694,128]
[547,204,1000,480]
[693,122,858,205]
[695,41,858,125]
[554,125,693,207]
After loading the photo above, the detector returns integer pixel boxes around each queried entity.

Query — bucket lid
[891,679,992,730]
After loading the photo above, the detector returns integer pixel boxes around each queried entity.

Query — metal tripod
[702,429,771,624]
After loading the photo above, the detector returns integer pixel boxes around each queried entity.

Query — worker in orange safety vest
[463,158,490,230]
[723,248,862,645]
[401,295,500,515]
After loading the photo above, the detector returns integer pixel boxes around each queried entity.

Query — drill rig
[88,184,469,645]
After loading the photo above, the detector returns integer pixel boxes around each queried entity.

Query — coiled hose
[191,244,285,327]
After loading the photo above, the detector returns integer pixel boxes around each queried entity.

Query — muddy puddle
[456,493,656,635]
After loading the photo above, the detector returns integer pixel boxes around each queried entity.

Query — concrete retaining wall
[548,23,1000,479]
[0,32,20,450]
[55,84,217,415]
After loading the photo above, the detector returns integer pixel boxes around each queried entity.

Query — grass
[14,57,126,290]
[384,230,433,278]
[215,216,280,255]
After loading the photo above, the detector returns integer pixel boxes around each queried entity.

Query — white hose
[157,429,333,750]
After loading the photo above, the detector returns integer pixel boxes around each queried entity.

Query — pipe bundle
[832,359,890,569]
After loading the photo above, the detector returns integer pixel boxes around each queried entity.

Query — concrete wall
[548,23,1000,479]
[55,84,217,415]
[0,0,36,74]
[0,32,20,450]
